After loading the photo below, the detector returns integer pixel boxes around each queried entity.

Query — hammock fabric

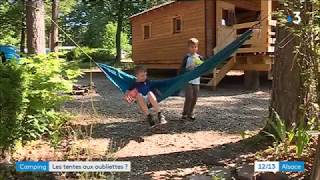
[97,29,253,102]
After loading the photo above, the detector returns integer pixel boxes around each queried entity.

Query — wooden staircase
[200,56,236,88]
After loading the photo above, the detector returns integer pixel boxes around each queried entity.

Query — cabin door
[215,1,236,54]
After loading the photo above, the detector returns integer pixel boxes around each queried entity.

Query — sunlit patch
[145,166,209,179]
[115,131,241,158]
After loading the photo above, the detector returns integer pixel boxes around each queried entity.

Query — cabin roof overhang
[129,1,176,20]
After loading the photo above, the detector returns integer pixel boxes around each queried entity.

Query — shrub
[102,22,131,57]
[66,47,114,63]
[265,109,312,157]
[67,23,132,62]
[0,54,81,154]
[0,62,23,153]
[0,30,20,46]
[91,49,115,62]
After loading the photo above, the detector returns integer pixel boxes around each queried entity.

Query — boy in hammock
[179,38,203,120]
[124,66,167,127]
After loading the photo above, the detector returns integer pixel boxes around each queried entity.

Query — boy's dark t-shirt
[128,80,152,96]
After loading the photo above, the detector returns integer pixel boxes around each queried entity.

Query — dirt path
[13,73,271,179]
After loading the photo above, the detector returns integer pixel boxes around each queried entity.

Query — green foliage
[0,0,77,47]
[63,0,171,46]
[44,0,77,36]
[19,54,81,143]
[265,109,311,157]
[0,54,81,153]
[0,0,170,49]
[0,30,20,45]
[267,110,288,143]
[269,0,320,160]
[82,22,131,56]
[65,1,114,47]
[66,47,115,63]
[0,1,24,46]
[240,130,255,139]
[0,62,24,152]
[102,22,131,56]
[295,126,310,157]
[275,0,320,124]
[45,0,77,16]
[265,110,291,155]
[211,172,227,180]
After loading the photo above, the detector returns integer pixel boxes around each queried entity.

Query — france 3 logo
[278,0,310,25]
[287,12,301,25]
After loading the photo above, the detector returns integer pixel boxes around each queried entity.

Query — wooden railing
[234,20,276,54]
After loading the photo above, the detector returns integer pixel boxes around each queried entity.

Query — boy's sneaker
[181,115,188,120]
[158,112,167,125]
[146,114,155,127]
[189,115,196,121]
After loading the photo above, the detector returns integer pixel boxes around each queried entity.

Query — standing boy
[179,38,203,120]
[124,66,167,127]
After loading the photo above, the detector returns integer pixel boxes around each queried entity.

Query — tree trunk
[20,26,26,54]
[311,47,320,180]
[20,0,26,53]
[50,0,59,53]
[311,135,320,180]
[115,0,124,62]
[26,0,46,55]
[270,26,301,126]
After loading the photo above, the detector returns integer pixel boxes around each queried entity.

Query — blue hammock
[97,29,253,102]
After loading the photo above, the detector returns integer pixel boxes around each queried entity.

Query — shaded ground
[13,73,272,179]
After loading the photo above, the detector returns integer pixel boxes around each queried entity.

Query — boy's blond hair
[188,38,199,46]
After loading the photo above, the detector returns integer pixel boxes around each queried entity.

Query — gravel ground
[65,73,271,131]
[62,73,271,179]
[13,73,272,179]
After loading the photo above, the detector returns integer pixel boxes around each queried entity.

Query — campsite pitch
[13,73,271,179]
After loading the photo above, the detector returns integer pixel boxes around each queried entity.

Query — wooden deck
[200,0,276,88]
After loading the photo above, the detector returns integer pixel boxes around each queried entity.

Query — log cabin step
[208,56,237,87]
[200,56,235,87]
[200,77,212,80]
[200,83,213,87]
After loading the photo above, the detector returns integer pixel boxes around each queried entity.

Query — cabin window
[143,24,151,39]
[173,16,182,33]
[222,9,236,26]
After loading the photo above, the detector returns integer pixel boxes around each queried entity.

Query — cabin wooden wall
[131,0,206,69]
[224,0,260,11]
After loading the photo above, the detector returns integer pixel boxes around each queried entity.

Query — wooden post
[260,0,272,51]
[244,56,260,90]
[244,71,260,90]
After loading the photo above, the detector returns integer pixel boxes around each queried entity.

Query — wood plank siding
[130,0,276,72]
[130,0,207,69]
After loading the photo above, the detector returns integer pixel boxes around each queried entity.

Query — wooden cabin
[130,0,278,88]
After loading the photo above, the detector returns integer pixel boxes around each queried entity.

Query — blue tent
[0,45,20,62]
